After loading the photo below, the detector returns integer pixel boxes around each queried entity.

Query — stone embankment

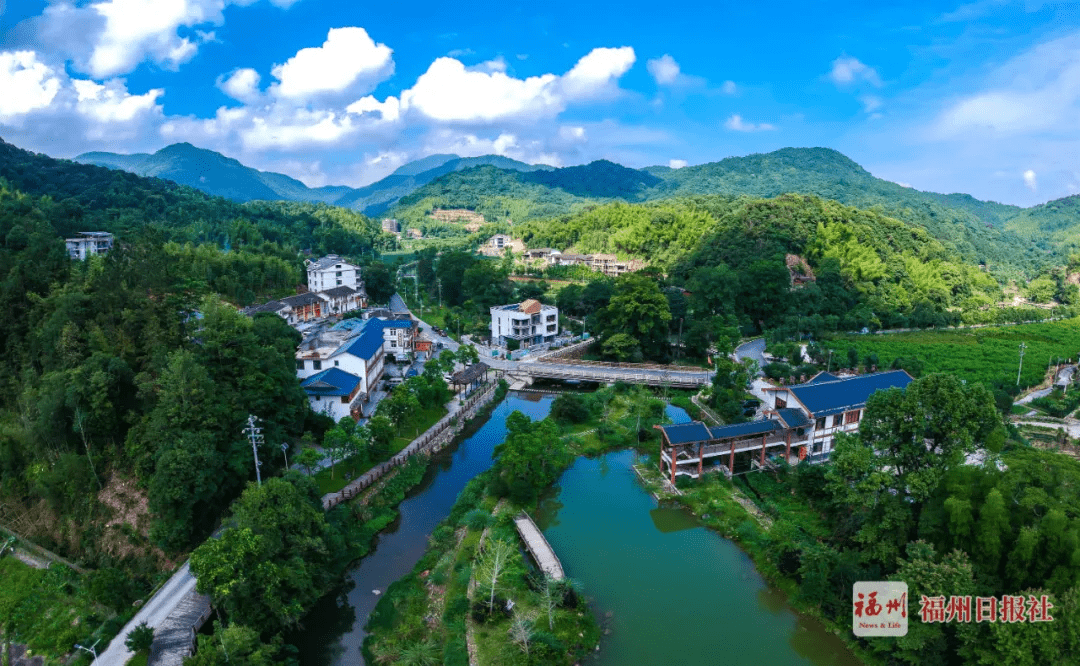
[323,381,502,510]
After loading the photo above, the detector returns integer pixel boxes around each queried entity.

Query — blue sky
[1,0,1078,206]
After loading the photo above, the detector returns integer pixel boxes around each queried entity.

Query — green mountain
[1004,194,1080,252]
[391,147,1050,271]
[330,153,549,215]
[75,144,545,215]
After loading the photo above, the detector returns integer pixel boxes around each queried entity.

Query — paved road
[735,338,767,376]
[1017,388,1054,405]
[1015,419,1080,438]
[93,561,197,666]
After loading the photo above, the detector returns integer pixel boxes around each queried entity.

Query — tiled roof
[280,292,325,307]
[775,408,810,429]
[320,285,356,298]
[659,422,712,444]
[707,420,781,440]
[307,255,355,272]
[520,299,542,314]
[301,367,360,396]
[807,371,840,384]
[788,370,912,416]
[335,325,385,361]
[241,300,287,315]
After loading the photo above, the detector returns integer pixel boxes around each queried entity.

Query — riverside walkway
[514,512,564,580]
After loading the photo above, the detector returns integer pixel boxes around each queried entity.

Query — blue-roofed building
[657,370,912,482]
[301,367,363,421]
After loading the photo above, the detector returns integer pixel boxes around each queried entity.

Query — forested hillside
[1005,194,1080,253]
[1,138,395,263]
[0,140,380,598]
[392,147,1050,272]
[76,142,547,215]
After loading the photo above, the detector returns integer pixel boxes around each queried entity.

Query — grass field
[313,455,377,495]
[822,318,1080,389]
[0,557,108,660]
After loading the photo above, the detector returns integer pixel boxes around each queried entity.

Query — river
[301,392,861,666]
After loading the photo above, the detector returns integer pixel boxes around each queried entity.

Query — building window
[296,360,305,370]
[341,396,349,403]
[832,414,843,428]
[390,340,397,347]
[313,360,322,370]
[776,396,787,409]
[846,410,861,425]
[337,280,342,285]
[314,395,320,401]
[334,360,339,366]
[815,417,826,430]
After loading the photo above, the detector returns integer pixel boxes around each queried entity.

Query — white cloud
[860,95,884,113]
[271,27,394,101]
[466,57,508,74]
[829,56,882,87]
[218,68,261,103]
[37,0,299,79]
[73,78,163,124]
[559,46,636,100]
[401,57,558,122]
[646,54,706,87]
[669,159,687,169]
[933,33,1080,136]
[724,114,776,132]
[0,51,62,120]
[940,0,1009,22]
[345,95,401,123]
[1023,169,1037,191]
[647,54,681,85]
[400,46,635,123]
[721,80,737,95]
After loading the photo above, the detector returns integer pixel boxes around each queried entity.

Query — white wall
[308,394,352,422]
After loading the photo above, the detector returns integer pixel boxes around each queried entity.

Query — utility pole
[243,415,264,486]
[677,317,684,360]
[438,278,442,309]
[827,349,834,373]
[281,442,290,471]
[1017,342,1027,386]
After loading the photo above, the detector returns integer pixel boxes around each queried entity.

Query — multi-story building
[490,299,559,349]
[381,219,400,234]
[307,255,360,292]
[657,370,913,482]
[65,232,114,260]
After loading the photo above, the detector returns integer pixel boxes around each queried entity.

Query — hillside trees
[598,274,672,362]
[826,373,1001,565]
[190,475,340,634]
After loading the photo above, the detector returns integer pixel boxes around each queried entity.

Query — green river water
[535,449,863,666]
[304,394,863,665]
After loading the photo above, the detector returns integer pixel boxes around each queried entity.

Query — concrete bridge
[514,512,564,580]
[503,360,712,388]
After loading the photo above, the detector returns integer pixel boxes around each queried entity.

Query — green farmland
[822,318,1080,389]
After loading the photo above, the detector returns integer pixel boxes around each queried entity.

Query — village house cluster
[238,254,425,421]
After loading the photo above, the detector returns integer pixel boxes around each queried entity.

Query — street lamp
[74,640,100,659]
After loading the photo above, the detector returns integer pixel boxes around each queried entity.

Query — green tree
[601,274,671,361]
[125,622,154,653]
[363,261,395,304]
[492,412,568,505]
[190,477,337,633]
[186,622,287,666]
[826,373,998,564]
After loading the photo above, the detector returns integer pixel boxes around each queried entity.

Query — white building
[489,234,511,249]
[66,232,114,260]
[307,255,360,292]
[490,299,559,349]
[301,368,364,422]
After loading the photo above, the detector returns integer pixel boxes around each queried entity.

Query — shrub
[464,509,492,530]
[125,622,155,653]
